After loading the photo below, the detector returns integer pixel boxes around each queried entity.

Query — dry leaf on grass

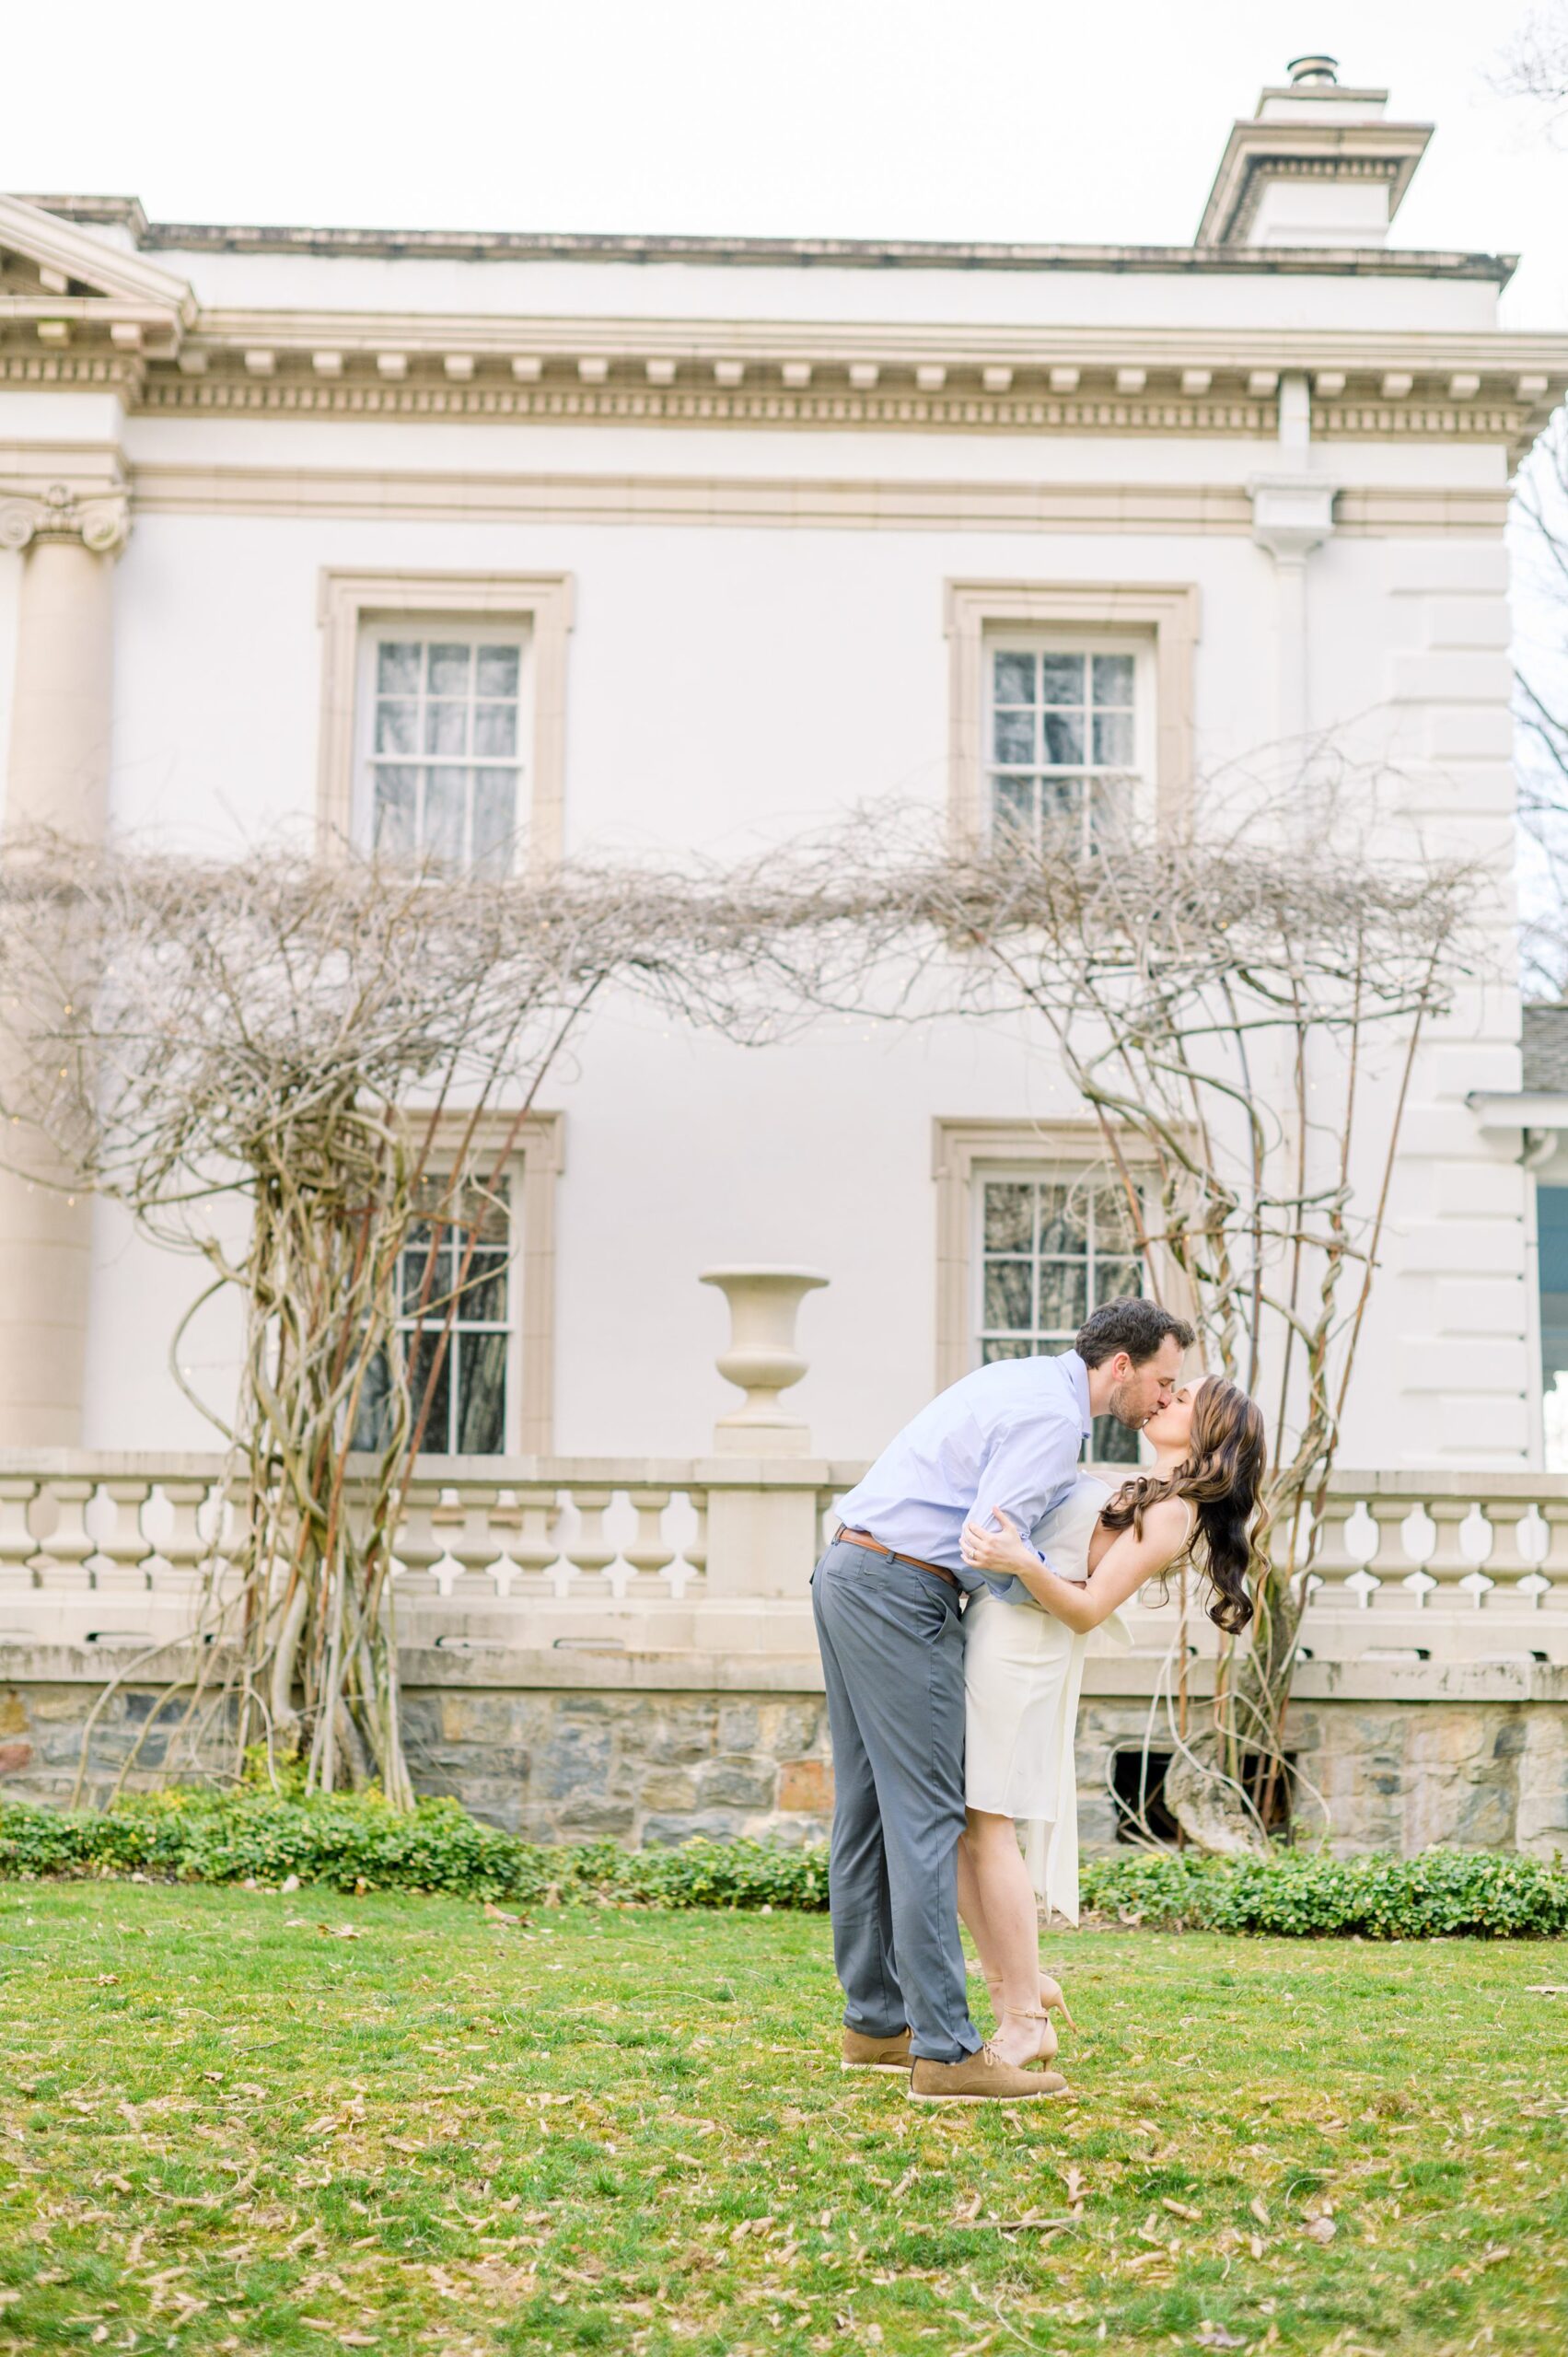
[1303,2215,1337,2244]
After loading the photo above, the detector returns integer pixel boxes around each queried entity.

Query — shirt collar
[1062,1350,1092,1438]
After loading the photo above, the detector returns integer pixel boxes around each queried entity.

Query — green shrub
[1,1791,1563,1934]
[1077,1844,1568,1939]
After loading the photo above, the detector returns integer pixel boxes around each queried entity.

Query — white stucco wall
[0,187,1548,1471]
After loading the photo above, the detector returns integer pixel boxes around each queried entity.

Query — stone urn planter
[699,1265,829,1454]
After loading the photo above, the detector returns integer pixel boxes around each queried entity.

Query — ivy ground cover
[1,1881,1564,2355]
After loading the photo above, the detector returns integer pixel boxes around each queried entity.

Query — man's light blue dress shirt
[835,1350,1094,1602]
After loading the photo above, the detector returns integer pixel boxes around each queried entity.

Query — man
[811,1296,1193,2104]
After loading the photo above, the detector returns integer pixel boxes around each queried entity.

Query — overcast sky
[11,0,1567,328]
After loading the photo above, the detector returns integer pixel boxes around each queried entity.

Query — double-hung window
[977,1170,1145,1464]
[354,1178,513,1457]
[358,627,529,876]
[986,642,1144,854]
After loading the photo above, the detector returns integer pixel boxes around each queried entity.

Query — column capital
[1249,472,1336,567]
[0,479,130,555]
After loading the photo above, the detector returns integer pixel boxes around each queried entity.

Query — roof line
[20,198,1517,284]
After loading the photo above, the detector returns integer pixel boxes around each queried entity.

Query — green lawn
[1,1884,1564,2355]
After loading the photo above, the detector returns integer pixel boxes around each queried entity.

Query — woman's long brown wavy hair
[1098,1375,1269,1633]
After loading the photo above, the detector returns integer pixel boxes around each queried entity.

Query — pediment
[0,194,194,327]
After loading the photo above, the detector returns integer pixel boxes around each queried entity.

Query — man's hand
[958,1505,1039,1579]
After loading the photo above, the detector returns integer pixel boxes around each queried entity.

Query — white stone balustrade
[2,1457,1568,1666]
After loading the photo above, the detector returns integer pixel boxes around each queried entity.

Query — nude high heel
[998,2006,1059,2067]
[985,1971,1077,2035]
[1039,1973,1077,2032]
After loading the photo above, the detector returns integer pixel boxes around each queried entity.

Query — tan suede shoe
[841,2026,913,2073]
[908,2043,1071,2103]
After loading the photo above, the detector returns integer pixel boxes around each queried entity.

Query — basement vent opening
[1111,1745,1297,1846]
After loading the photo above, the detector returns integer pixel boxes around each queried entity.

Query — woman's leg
[963,1808,1048,2067]
[956,1816,1000,2014]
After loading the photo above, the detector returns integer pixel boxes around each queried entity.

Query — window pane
[1093,1413,1140,1465]
[373,767,417,857]
[1095,1258,1143,1306]
[1089,775,1132,852]
[1037,1184,1087,1256]
[1040,775,1086,830]
[407,1330,454,1452]
[993,651,1035,703]
[993,709,1035,765]
[455,1330,508,1455]
[456,1248,508,1326]
[1039,653,1085,706]
[981,1336,1032,1364]
[423,767,467,869]
[472,771,517,877]
[1093,709,1134,767]
[476,644,520,698]
[426,643,471,696]
[983,1260,1034,1331]
[1095,1186,1141,1251]
[377,642,422,695]
[424,700,468,756]
[401,1238,453,1317]
[1042,712,1086,764]
[983,1181,1034,1251]
[352,1346,394,1453]
[992,776,1036,840]
[1038,1260,1088,1332]
[1093,652,1136,706]
[473,702,517,758]
[374,700,417,755]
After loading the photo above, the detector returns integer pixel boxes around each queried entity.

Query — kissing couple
[811,1297,1268,2102]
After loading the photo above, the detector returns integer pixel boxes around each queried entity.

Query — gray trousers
[810,1537,981,2063]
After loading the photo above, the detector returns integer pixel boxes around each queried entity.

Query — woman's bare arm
[959,1501,1190,1632]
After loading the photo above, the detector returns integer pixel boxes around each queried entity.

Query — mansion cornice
[20,196,1521,280]
[3,195,1564,451]
[5,316,1567,448]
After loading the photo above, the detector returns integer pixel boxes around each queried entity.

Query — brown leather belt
[835,1526,960,1591]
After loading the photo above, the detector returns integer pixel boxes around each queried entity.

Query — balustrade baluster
[94,1480,154,1593]
[1399,1502,1438,1608]
[0,1479,39,1591]
[509,1489,564,1591]
[565,1488,618,1592]
[624,1489,676,1596]
[1456,1502,1496,1608]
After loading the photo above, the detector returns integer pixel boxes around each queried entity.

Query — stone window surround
[317,569,574,865]
[413,1107,564,1457]
[933,1117,1192,1393]
[944,579,1201,841]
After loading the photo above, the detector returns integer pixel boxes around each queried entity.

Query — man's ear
[1109,1351,1132,1383]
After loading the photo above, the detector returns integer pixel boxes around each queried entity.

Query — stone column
[0,482,128,1444]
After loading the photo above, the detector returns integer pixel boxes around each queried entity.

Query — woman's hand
[959,1505,1039,1579]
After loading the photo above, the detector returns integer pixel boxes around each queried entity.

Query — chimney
[1196,58,1433,249]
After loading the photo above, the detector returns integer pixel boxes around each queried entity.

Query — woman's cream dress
[961,1473,1130,1926]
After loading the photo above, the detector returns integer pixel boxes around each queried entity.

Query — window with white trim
[354,1178,513,1456]
[356,626,530,875]
[985,641,1145,854]
[977,1169,1145,1464]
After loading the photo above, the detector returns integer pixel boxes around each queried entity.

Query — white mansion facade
[3,58,1568,1478]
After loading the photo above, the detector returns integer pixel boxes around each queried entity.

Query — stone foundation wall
[5,1652,1568,1860]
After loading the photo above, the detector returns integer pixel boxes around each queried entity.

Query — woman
[955,1375,1268,2070]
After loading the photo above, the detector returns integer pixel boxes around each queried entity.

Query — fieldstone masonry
[4,1648,1568,1859]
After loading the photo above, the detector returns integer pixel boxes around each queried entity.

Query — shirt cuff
[1035,1547,1089,1585]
